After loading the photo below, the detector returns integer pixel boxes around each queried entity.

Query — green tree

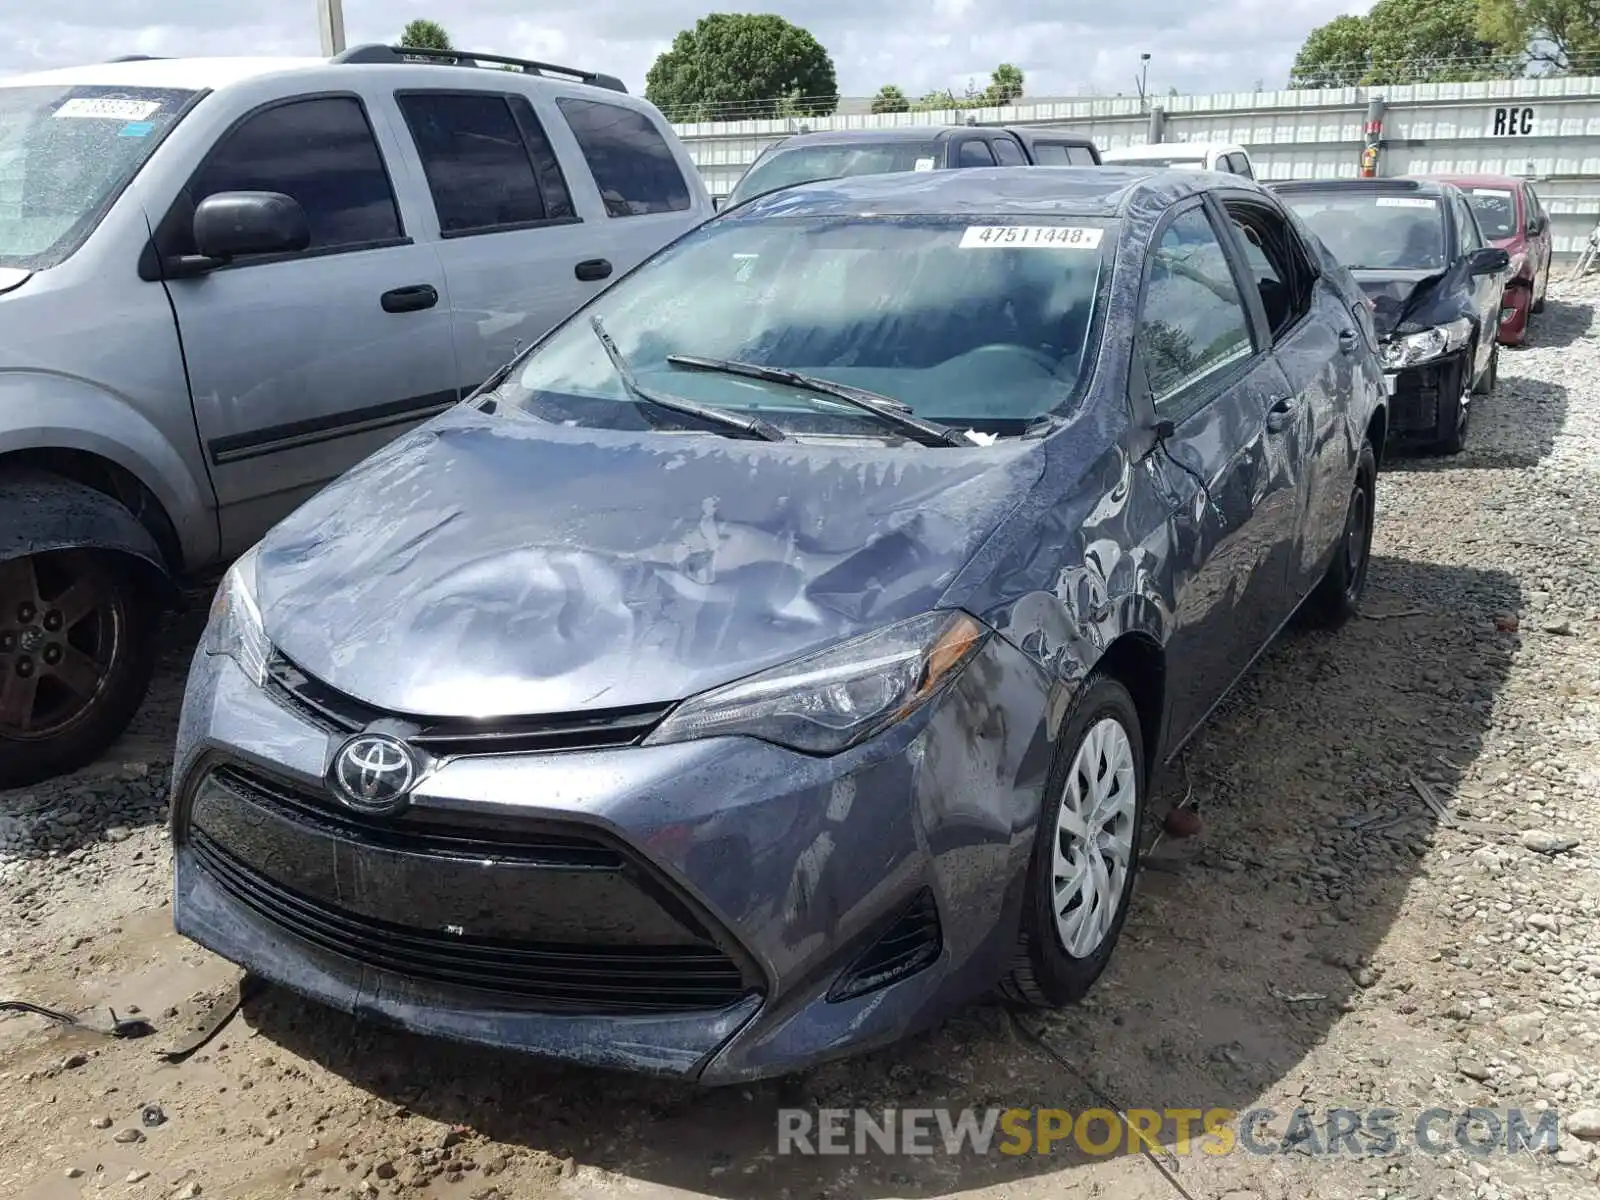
[1290,14,1375,85]
[870,84,911,114]
[398,18,452,51]
[1290,0,1514,86]
[644,13,838,121]
[1477,0,1600,72]
[984,63,1025,104]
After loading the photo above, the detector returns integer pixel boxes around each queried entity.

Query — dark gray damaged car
[171,167,1389,1083]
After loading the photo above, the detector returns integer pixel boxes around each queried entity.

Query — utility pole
[316,0,346,57]
[1136,52,1151,111]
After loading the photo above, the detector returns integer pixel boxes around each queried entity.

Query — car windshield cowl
[497,211,1115,444]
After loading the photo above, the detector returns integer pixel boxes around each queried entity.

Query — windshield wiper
[589,317,786,442]
[664,355,966,448]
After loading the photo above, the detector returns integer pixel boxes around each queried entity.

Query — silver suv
[0,45,713,786]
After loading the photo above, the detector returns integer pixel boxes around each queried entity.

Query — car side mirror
[712,196,723,211]
[1526,215,1545,236]
[1467,246,1511,276]
[193,191,310,261]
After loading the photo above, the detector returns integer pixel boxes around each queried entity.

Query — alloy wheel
[1052,716,1139,959]
[0,554,123,740]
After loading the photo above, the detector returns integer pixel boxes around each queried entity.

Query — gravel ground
[3,284,1600,1200]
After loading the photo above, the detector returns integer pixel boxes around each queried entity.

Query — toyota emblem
[330,733,418,813]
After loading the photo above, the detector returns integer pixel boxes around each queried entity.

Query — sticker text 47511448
[960,225,1104,249]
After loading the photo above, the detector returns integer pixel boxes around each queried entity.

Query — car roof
[728,165,1224,220]
[0,56,327,92]
[774,127,962,146]
[1271,177,1453,198]
[1007,127,1097,145]
[1412,172,1526,190]
[1102,142,1244,159]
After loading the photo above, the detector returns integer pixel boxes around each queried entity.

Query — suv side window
[991,136,1027,166]
[555,97,690,217]
[957,138,997,167]
[1524,184,1544,229]
[398,92,557,235]
[183,96,401,256]
[1224,200,1314,343]
[1138,205,1256,411]
[1230,153,1256,179]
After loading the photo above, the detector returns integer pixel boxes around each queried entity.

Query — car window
[1524,184,1544,228]
[555,97,690,217]
[958,139,997,167]
[1030,142,1077,165]
[184,96,401,255]
[1463,187,1515,239]
[1139,206,1255,408]
[1226,202,1313,343]
[992,136,1027,166]
[1226,153,1255,179]
[397,92,554,234]
[1452,192,1484,251]
[727,140,942,205]
[1280,192,1446,271]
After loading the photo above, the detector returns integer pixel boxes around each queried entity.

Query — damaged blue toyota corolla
[171,167,1388,1084]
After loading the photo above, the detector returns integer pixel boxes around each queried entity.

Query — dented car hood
[252,407,1045,719]
[1351,268,1448,340]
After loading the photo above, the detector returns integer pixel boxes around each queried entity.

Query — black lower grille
[828,887,943,1002]
[191,832,751,1014]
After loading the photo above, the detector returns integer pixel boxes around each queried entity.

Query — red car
[1418,174,1553,345]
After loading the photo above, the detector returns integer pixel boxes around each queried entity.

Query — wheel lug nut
[0,632,12,651]
[42,610,63,632]
[15,657,33,677]
[42,645,62,665]
[16,602,35,623]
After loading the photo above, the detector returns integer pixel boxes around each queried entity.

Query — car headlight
[644,610,990,755]
[201,546,270,686]
[1378,317,1473,370]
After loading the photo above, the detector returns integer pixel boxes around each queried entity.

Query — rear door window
[991,136,1027,166]
[397,91,557,235]
[555,97,691,217]
[957,138,997,167]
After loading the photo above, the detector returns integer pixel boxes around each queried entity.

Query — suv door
[151,94,459,553]
[391,88,603,398]
[1132,200,1298,744]
[1221,193,1351,604]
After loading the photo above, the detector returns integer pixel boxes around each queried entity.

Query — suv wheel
[1001,675,1145,1008]
[0,550,160,790]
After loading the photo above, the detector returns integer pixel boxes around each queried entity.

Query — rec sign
[1492,106,1536,136]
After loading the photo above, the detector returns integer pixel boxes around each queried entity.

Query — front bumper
[1380,348,1469,439]
[170,633,1054,1084]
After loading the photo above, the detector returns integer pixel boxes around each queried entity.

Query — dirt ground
[3,284,1600,1200]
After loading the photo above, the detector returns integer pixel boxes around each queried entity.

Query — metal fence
[672,75,1600,257]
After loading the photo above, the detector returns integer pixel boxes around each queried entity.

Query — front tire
[1302,441,1377,629]
[0,550,160,790]
[1001,675,1146,1008]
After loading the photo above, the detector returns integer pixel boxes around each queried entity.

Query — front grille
[209,764,623,868]
[828,887,943,1002]
[191,831,752,1014]
[264,654,670,756]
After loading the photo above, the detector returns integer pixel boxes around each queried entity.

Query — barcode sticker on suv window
[960,225,1103,249]
[1374,197,1436,208]
[913,157,937,171]
[53,98,162,121]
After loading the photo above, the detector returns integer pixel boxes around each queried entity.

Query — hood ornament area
[329,731,421,814]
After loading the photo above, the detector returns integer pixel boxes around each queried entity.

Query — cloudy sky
[0,0,1373,101]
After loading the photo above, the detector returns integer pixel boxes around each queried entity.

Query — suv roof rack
[106,55,167,63]
[332,43,627,94]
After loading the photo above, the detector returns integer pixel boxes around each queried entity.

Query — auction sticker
[53,97,162,121]
[960,225,1103,249]
[1374,197,1436,208]
[913,157,936,171]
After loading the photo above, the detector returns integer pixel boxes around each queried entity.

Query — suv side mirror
[193,191,310,261]
[1467,246,1511,276]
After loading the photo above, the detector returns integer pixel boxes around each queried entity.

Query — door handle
[575,258,613,282]
[380,284,439,314]
[1265,396,1299,434]
[1338,328,1358,354]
